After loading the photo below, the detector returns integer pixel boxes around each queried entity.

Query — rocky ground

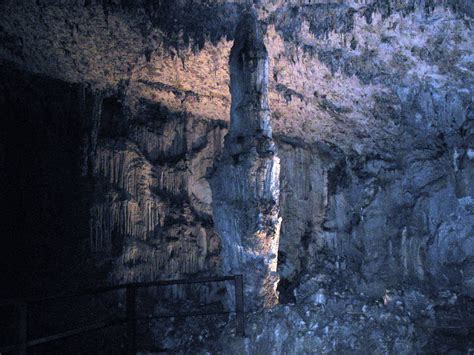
[146,281,474,354]
[137,254,474,354]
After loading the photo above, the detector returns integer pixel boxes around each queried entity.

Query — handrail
[0,274,245,354]
[0,275,237,305]
[0,318,125,353]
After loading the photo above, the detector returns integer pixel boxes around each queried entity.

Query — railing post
[17,302,27,355]
[126,286,137,355]
[234,275,245,337]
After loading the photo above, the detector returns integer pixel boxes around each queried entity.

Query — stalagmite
[211,10,281,310]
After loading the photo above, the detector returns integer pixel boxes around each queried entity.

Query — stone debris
[147,284,474,354]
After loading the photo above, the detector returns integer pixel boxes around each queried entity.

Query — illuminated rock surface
[210,10,281,309]
[0,0,473,353]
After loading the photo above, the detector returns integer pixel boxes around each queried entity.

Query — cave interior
[0,0,473,353]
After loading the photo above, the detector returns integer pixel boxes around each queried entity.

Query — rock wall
[88,97,226,286]
[267,0,474,299]
[276,127,474,301]
[0,0,472,305]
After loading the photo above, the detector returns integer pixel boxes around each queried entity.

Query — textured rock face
[0,64,227,305]
[276,129,474,300]
[0,0,473,315]
[210,11,281,309]
[87,99,226,285]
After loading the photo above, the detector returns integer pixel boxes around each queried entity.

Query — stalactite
[81,89,103,177]
[87,108,226,286]
[129,118,187,162]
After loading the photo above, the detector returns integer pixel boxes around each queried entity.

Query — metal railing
[0,275,245,354]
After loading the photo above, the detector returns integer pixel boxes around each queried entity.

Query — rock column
[211,10,281,310]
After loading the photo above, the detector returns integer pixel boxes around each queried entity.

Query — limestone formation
[1,0,473,352]
[210,10,281,309]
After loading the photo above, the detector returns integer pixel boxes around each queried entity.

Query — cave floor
[140,286,474,354]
